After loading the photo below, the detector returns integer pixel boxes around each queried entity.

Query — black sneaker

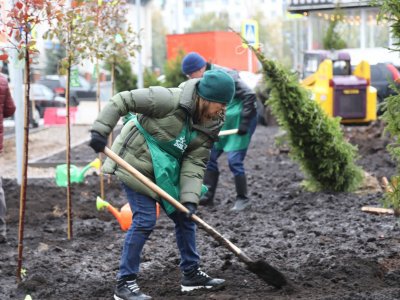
[181,268,225,292]
[114,277,152,300]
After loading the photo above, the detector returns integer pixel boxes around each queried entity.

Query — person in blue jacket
[182,52,258,211]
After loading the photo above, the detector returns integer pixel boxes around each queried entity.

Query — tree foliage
[381,86,400,212]
[45,45,66,75]
[322,7,347,50]
[187,12,229,33]
[143,68,161,87]
[105,56,137,92]
[252,12,290,68]
[374,0,400,212]
[0,0,63,61]
[44,1,94,73]
[87,0,140,62]
[250,44,363,192]
[377,0,400,144]
[372,0,400,51]
[0,0,66,280]
[151,8,167,71]
[162,49,187,88]
[381,87,400,163]
[44,0,98,241]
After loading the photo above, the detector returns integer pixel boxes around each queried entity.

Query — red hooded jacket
[0,74,16,153]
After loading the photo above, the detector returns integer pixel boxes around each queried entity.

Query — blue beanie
[197,69,235,104]
[182,52,206,75]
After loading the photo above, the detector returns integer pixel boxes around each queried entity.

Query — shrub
[162,49,187,88]
[105,57,137,92]
[143,68,161,88]
[375,0,400,214]
[253,48,364,192]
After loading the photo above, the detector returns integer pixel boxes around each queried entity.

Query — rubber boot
[199,170,219,206]
[231,175,251,211]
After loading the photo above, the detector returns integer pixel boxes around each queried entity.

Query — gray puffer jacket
[91,79,224,204]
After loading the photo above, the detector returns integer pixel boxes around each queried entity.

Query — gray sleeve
[92,87,179,137]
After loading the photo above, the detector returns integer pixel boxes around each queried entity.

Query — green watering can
[55,158,101,187]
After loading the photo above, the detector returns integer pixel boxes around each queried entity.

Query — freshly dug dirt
[1,122,400,300]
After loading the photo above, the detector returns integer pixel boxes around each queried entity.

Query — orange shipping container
[166,31,258,72]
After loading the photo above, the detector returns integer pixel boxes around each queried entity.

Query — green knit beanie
[197,69,235,104]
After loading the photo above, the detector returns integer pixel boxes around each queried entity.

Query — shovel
[103,147,288,288]
[55,158,102,187]
[218,128,238,136]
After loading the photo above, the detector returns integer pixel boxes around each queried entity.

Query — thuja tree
[163,49,187,88]
[381,89,400,214]
[44,0,94,240]
[105,57,137,92]
[44,45,66,75]
[322,6,347,50]
[0,0,64,280]
[374,0,400,213]
[250,46,363,192]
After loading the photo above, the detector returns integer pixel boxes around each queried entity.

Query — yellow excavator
[301,50,377,124]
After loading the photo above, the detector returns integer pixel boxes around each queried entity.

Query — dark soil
[1,122,400,300]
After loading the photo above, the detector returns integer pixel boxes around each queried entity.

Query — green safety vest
[210,65,252,152]
[214,97,252,151]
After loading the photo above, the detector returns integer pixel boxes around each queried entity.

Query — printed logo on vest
[174,136,188,153]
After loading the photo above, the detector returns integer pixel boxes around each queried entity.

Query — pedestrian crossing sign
[241,19,259,49]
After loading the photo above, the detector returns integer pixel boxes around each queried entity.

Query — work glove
[237,123,248,135]
[89,131,107,153]
[183,202,197,219]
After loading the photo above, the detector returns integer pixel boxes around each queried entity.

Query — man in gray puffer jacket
[89,69,235,300]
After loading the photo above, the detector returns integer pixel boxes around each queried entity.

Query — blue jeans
[118,184,200,279]
[207,115,257,176]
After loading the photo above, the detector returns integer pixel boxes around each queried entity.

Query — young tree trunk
[96,61,105,199]
[17,45,31,281]
[66,56,73,240]
[107,61,116,185]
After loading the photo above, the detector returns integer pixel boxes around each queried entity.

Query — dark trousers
[206,116,257,176]
[118,184,200,278]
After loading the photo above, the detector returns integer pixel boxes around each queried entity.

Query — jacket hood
[178,78,200,115]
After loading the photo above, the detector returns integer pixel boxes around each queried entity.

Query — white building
[156,0,288,33]
[127,0,153,77]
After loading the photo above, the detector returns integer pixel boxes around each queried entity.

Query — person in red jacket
[0,66,16,243]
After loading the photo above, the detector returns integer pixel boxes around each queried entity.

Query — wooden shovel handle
[103,147,253,264]
[218,129,238,136]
